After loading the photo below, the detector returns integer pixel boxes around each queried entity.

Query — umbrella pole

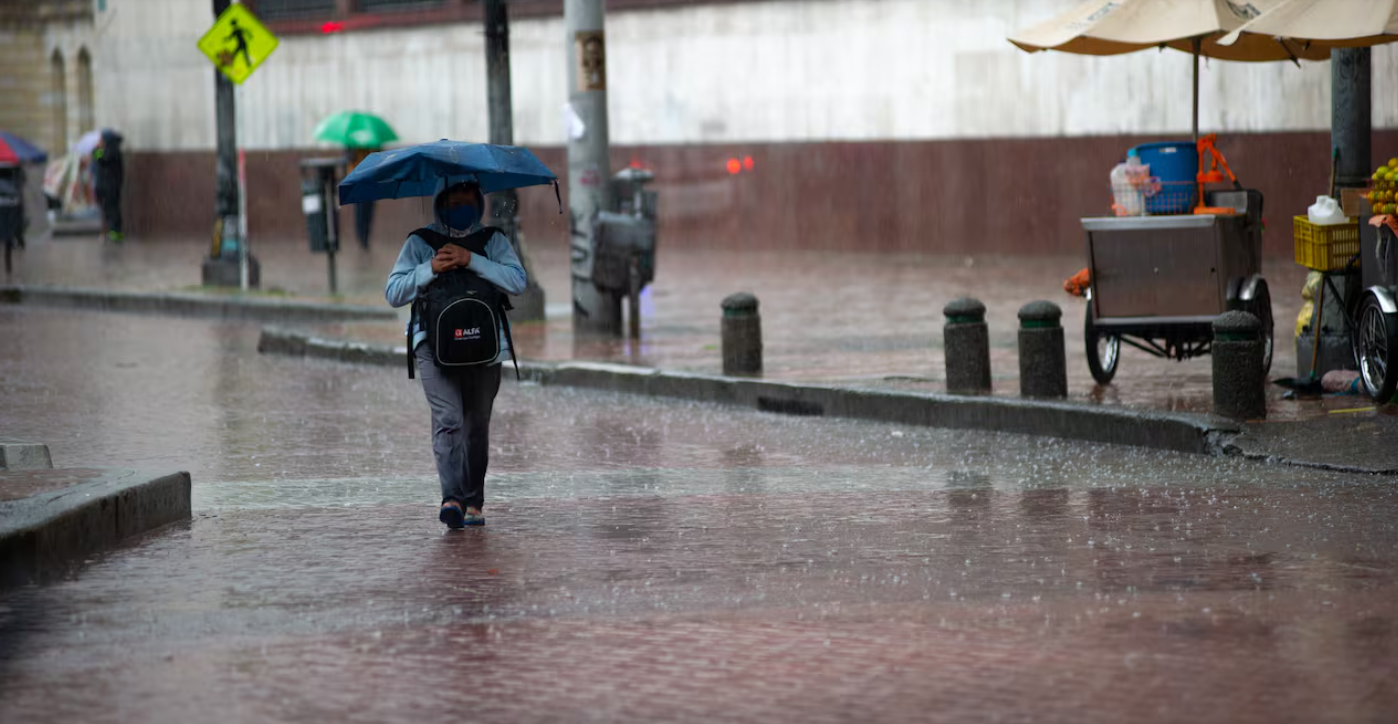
[1192,37,1201,144]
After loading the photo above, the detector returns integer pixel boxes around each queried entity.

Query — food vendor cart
[1081,186,1273,385]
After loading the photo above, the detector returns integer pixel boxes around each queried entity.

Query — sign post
[198,2,278,292]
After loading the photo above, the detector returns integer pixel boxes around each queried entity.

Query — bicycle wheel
[1243,280,1274,375]
[1354,293,1398,403]
[1085,302,1120,385]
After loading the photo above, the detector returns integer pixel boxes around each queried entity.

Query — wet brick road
[2,307,1397,722]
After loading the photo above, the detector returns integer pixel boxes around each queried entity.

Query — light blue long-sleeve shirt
[385,221,527,364]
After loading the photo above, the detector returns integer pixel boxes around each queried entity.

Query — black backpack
[408,226,518,380]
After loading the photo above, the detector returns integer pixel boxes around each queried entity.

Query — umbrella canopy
[0,130,48,165]
[1010,0,1329,61]
[73,129,103,157]
[1220,0,1398,48]
[338,140,559,206]
[1009,0,1330,141]
[314,111,399,149]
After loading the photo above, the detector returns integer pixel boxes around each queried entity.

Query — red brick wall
[123,131,1398,257]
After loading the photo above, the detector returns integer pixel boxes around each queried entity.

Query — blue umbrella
[337,139,559,209]
[0,130,47,165]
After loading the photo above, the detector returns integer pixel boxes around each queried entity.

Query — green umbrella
[313,111,398,149]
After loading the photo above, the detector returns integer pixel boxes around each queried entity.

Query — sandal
[439,501,465,529]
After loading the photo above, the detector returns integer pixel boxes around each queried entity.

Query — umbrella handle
[554,180,562,214]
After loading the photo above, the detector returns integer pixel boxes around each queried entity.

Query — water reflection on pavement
[1,307,1395,723]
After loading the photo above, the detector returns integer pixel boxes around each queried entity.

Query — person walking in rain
[385,181,525,529]
[92,129,124,243]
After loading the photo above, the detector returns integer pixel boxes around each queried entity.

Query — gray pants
[415,345,502,509]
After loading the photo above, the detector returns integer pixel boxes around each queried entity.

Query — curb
[1,285,398,324]
[0,468,192,588]
[259,324,404,366]
[258,325,1234,456]
[1221,450,1398,476]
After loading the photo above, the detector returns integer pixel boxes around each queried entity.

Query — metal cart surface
[1081,190,1273,384]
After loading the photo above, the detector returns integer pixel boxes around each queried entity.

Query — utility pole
[484,0,544,320]
[1331,48,1371,192]
[213,0,238,251]
[565,0,619,335]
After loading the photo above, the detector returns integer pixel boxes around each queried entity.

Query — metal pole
[238,144,248,291]
[213,0,238,255]
[1332,48,1372,191]
[324,170,338,295]
[565,0,619,335]
[327,245,337,294]
[484,0,517,241]
[484,0,545,320]
[628,256,640,339]
[1191,37,1200,144]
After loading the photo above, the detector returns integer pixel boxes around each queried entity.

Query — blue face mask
[442,203,480,230]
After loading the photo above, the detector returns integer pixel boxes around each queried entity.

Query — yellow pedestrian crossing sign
[198,3,278,85]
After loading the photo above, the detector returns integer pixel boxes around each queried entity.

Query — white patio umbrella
[1010,0,1331,140]
[1220,0,1398,48]
[72,130,103,157]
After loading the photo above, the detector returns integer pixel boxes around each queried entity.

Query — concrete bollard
[1212,311,1267,420]
[1018,300,1068,399]
[943,298,991,395]
[721,292,762,376]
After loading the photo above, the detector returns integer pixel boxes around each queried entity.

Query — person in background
[93,129,124,243]
[349,147,377,249]
[9,165,27,249]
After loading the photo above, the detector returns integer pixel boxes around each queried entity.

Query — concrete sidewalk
[1,233,1321,403]
[4,233,1394,470]
[0,441,191,587]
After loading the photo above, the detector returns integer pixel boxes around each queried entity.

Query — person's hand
[431,244,472,274]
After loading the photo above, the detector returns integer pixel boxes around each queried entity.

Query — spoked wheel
[1243,280,1274,375]
[1353,293,1398,403]
[1085,301,1120,385]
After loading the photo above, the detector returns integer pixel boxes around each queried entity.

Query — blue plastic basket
[1133,142,1198,214]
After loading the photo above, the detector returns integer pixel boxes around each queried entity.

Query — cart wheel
[1243,280,1274,375]
[1085,302,1120,385]
[1354,293,1398,403]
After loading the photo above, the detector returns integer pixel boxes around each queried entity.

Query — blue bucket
[1133,141,1197,214]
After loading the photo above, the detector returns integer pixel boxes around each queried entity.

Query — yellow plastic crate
[1293,216,1360,272]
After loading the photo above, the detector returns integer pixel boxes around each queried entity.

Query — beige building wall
[88,0,218,153]
[88,0,1398,154]
[0,1,96,157]
[0,28,57,152]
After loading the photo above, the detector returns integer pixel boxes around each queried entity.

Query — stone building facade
[0,0,98,157]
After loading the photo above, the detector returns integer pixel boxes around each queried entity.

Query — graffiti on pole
[575,31,606,91]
